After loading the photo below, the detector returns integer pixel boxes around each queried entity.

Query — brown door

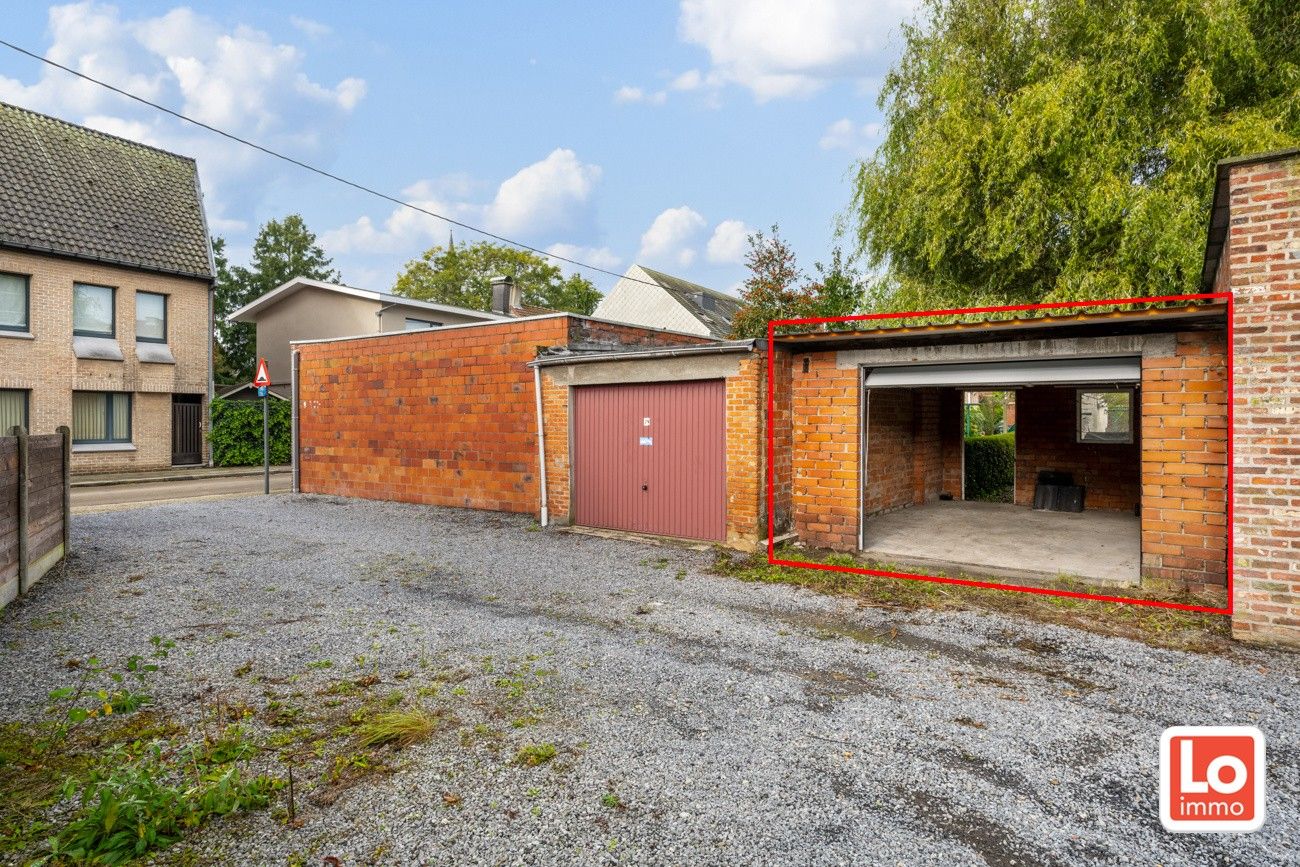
[572,379,725,541]
[171,395,202,465]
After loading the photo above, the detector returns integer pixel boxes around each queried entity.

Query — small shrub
[513,743,556,767]
[964,433,1015,501]
[209,398,291,467]
[357,709,441,749]
[46,744,276,864]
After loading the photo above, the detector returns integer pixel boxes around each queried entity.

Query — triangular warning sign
[253,358,271,387]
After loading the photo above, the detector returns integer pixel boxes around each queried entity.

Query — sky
[0,1,919,296]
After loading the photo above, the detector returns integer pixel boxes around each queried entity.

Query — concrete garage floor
[860,500,1140,586]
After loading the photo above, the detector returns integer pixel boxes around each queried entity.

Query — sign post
[254,358,271,495]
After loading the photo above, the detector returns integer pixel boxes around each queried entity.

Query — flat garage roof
[864,356,1141,389]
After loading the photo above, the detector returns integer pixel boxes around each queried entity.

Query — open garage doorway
[859,359,1142,587]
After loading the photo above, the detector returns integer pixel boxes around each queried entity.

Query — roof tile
[0,101,212,279]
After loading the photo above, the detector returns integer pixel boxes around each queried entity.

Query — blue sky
[0,1,918,295]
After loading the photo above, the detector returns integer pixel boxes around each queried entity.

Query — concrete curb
[71,467,292,488]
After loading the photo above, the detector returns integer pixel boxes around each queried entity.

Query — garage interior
[860,357,1143,586]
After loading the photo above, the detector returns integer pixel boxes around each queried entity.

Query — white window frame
[1076,387,1135,444]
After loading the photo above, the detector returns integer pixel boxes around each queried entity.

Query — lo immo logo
[1160,726,1265,833]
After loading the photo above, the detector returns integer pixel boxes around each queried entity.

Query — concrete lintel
[835,333,1175,369]
[545,353,742,386]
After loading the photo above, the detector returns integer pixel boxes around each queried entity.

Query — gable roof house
[226,277,525,398]
[593,264,741,338]
[0,101,215,472]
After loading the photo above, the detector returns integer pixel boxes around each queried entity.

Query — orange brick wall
[1140,332,1229,590]
[296,318,569,511]
[723,355,764,544]
[770,349,794,534]
[1226,155,1300,647]
[296,316,709,513]
[1014,386,1141,511]
[791,352,859,549]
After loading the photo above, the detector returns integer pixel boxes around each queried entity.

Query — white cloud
[484,149,602,237]
[670,69,704,91]
[819,118,883,153]
[706,219,752,264]
[323,150,604,256]
[638,206,707,268]
[289,15,331,39]
[613,84,667,105]
[0,2,366,225]
[678,0,916,100]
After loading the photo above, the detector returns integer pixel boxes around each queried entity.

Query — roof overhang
[228,277,506,324]
[864,356,1140,389]
[529,340,755,368]
[774,302,1226,353]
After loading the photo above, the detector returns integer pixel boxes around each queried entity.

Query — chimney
[490,275,521,316]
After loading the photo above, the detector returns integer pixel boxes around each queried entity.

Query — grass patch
[513,743,556,767]
[712,547,1231,652]
[357,708,443,749]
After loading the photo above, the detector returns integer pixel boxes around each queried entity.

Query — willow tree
[852,0,1300,310]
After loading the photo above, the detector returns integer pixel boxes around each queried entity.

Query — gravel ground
[1,494,1297,866]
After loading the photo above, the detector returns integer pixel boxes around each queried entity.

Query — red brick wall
[791,352,859,549]
[862,388,950,516]
[1014,386,1141,511]
[912,389,943,504]
[941,390,964,499]
[1226,155,1300,647]
[864,389,911,515]
[1140,332,1229,591]
[297,316,708,513]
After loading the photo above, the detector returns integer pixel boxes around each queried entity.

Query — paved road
[71,471,292,512]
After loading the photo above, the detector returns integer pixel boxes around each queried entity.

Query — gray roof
[0,101,213,280]
[639,265,741,338]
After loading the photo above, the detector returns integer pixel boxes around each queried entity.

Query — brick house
[0,102,214,472]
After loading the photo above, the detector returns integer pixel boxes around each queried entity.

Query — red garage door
[572,380,725,541]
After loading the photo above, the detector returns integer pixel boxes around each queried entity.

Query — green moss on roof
[0,101,212,279]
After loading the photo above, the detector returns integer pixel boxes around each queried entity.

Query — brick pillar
[1228,153,1300,648]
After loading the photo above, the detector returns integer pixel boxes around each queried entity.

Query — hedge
[209,398,291,466]
[964,433,1015,502]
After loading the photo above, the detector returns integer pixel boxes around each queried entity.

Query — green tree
[807,246,864,321]
[729,229,869,337]
[852,0,1300,310]
[392,241,601,314]
[728,226,815,339]
[213,215,339,383]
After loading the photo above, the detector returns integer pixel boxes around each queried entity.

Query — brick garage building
[289,149,1298,649]
[292,314,709,512]
[775,307,1229,594]
[531,342,771,549]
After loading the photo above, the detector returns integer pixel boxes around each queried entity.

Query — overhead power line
[0,38,661,288]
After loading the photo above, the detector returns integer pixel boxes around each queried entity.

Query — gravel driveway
[1,495,1296,866]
